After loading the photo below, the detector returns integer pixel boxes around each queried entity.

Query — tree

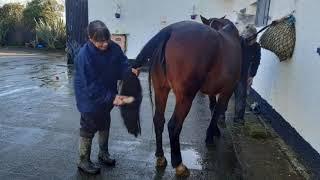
[22,0,64,30]
[0,3,24,44]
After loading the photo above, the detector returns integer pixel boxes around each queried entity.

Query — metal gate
[65,0,88,64]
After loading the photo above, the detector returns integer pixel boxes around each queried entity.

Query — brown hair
[87,20,111,42]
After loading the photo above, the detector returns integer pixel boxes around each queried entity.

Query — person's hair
[241,24,257,39]
[87,20,111,42]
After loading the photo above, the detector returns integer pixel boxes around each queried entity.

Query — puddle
[162,147,203,170]
[0,86,39,97]
[180,148,202,170]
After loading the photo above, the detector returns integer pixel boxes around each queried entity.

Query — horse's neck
[220,24,239,40]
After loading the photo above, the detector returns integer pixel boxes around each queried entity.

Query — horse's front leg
[209,95,226,127]
[153,87,170,169]
[168,95,193,177]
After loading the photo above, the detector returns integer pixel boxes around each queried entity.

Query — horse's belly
[200,78,221,95]
[200,70,232,95]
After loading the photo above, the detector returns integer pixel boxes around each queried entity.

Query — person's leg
[97,105,116,166]
[78,112,100,174]
[234,80,247,124]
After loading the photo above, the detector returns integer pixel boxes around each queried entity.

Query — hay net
[259,15,296,61]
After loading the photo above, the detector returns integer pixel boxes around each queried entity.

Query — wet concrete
[0,50,241,179]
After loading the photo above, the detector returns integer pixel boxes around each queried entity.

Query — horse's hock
[259,15,296,61]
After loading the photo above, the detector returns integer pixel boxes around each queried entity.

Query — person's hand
[113,95,135,106]
[247,77,253,86]
[131,68,140,76]
[113,95,127,106]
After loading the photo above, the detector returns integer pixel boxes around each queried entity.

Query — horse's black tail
[135,27,172,114]
[135,26,172,68]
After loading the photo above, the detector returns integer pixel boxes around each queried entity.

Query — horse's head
[201,15,240,38]
[200,15,228,29]
[119,72,142,137]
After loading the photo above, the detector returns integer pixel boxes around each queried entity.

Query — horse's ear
[200,15,210,25]
[221,15,226,19]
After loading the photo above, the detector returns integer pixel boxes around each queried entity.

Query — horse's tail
[135,27,172,114]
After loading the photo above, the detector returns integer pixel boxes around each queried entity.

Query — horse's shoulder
[169,21,205,29]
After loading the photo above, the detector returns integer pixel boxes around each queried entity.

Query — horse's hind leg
[153,85,170,168]
[206,92,232,145]
[168,93,194,177]
[209,95,216,114]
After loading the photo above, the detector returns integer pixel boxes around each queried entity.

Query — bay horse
[132,16,242,177]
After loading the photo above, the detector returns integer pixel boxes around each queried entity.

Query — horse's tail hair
[135,27,172,114]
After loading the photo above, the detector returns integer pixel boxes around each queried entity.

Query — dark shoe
[98,151,116,166]
[98,130,116,166]
[78,159,101,174]
[78,137,101,174]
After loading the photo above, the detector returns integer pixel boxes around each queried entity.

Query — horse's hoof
[156,156,167,168]
[175,163,190,177]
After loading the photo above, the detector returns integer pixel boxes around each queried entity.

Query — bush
[35,19,66,49]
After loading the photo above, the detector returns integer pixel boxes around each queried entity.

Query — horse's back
[164,21,241,96]
[164,21,221,94]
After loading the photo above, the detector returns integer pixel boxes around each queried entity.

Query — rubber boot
[78,137,100,174]
[98,130,116,166]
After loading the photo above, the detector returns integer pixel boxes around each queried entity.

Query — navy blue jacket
[74,41,131,113]
[240,38,261,81]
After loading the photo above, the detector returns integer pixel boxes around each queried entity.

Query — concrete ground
[0,48,309,180]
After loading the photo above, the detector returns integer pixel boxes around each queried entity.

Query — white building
[253,0,320,154]
[88,0,256,58]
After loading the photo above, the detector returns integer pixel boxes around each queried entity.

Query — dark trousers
[80,105,113,138]
[234,79,247,120]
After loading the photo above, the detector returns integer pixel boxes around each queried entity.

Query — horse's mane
[222,23,237,32]
[222,23,239,37]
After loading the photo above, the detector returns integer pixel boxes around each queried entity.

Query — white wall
[253,0,320,153]
[88,0,254,59]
